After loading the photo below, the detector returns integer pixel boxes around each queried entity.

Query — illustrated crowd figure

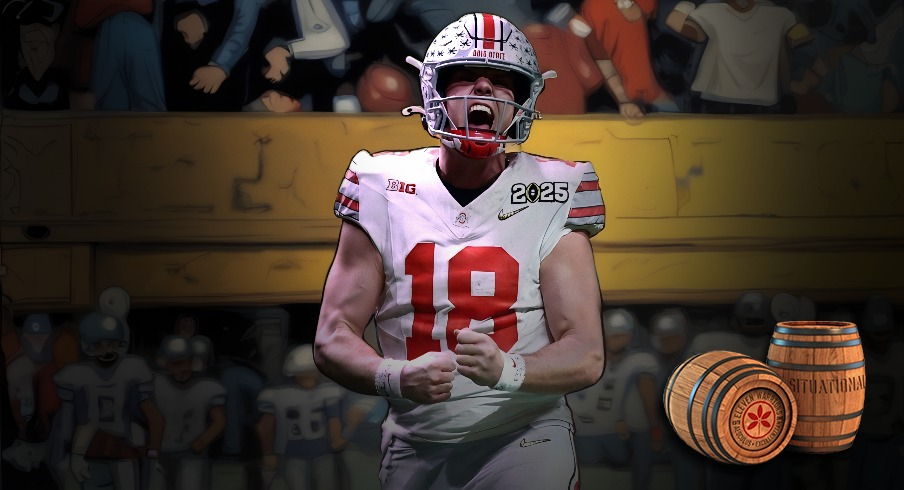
[1,0,902,115]
[1,290,901,489]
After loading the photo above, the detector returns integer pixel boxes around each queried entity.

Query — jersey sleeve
[208,381,228,407]
[781,8,801,37]
[53,364,81,401]
[125,357,155,401]
[334,150,371,223]
[257,387,277,414]
[687,4,714,34]
[320,382,346,418]
[196,379,228,408]
[565,162,606,237]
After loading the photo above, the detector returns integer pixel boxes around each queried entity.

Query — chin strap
[444,129,505,159]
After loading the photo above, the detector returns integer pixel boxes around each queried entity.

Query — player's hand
[191,437,206,454]
[400,351,455,404]
[70,453,92,482]
[2,439,44,471]
[651,427,665,453]
[190,65,228,94]
[330,436,348,452]
[616,420,630,440]
[262,454,279,471]
[264,47,291,83]
[790,79,809,95]
[453,329,504,388]
[261,454,278,488]
[176,11,207,49]
[616,0,643,21]
[619,102,644,119]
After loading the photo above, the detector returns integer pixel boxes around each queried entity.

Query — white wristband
[375,358,406,399]
[674,1,697,15]
[493,353,526,392]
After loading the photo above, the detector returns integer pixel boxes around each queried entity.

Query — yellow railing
[2,111,902,308]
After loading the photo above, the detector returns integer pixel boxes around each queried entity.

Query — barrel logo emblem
[732,389,785,449]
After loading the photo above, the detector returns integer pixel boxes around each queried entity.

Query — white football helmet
[404,12,556,159]
[650,308,689,354]
[79,312,128,360]
[157,334,214,372]
[603,308,638,336]
[98,286,130,320]
[283,344,318,376]
[157,335,192,362]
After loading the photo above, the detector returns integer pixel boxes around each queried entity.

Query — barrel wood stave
[767,321,865,453]
[663,350,798,465]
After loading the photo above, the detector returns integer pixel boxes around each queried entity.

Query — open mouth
[467,103,495,129]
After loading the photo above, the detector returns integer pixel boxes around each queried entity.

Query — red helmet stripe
[482,14,496,49]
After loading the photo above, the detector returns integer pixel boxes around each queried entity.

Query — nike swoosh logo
[520,438,551,447]
[498,206,528,220]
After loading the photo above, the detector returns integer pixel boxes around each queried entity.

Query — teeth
[469,104,492,115]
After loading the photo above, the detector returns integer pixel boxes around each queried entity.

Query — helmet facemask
[402,13,556,159]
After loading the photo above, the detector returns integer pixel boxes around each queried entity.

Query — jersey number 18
[404,243,519,360]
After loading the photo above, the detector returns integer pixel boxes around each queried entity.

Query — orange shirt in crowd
[582,0,665,103]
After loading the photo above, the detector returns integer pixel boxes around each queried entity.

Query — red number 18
[404,243,519,360]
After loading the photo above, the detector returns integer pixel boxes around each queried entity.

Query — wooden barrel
[663,350,797,465]
[767,321,865,453]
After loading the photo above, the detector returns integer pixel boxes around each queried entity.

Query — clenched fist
[454,329,504,387]
[400,351,456,404]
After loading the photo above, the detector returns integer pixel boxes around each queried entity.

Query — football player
[256,344,346,489]
[315,12,606,489]
[53,312,164,490]
[153,335,226,490]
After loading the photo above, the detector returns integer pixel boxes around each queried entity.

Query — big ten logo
[511,182,569,204]
[387,179,417,194]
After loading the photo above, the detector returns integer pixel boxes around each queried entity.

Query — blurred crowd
[2,290,901,489]
[1,0,902,115]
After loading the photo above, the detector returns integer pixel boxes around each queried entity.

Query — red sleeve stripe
[568,205,605,219]
[576,180,600,192]
[345,170,359,184]
[335,192,359,212]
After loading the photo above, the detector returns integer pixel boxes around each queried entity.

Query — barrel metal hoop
[774,326,858,336]
[767,360,865,371]
[688,354,747,461]
[711,369,786,463]
[798,410,863,422]
[792,430,859,442]
[770,338,862,348]
[665,353,704,422]
[789,441,854,452]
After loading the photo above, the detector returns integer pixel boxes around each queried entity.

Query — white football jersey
[154,375,227,452]
[257,381,346,455]
[334,148,606,442]
[54,356,154,439]
[619,350,659,431]
[567,350,658,436]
